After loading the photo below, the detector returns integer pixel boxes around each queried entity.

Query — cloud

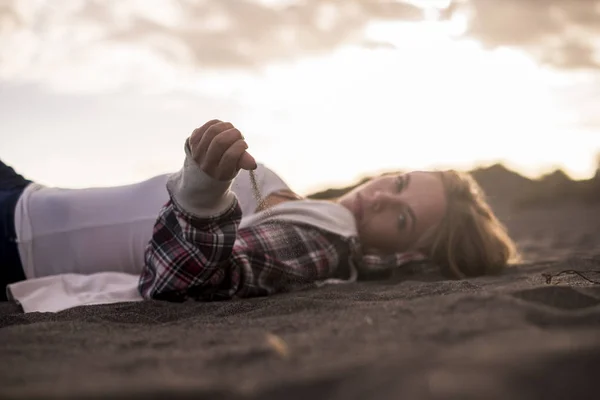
[89,0,423,67]
[3,0,599,94]
[0,0,424,90]
[442,0,600,70]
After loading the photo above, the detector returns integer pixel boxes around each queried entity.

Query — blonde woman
[138,120,519,301]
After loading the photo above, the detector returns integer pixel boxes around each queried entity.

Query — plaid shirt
[139,196,424,302]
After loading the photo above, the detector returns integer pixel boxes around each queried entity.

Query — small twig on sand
[542,270,600,285]
[265,333,290,359]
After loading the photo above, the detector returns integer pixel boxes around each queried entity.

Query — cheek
[361,217,399,252]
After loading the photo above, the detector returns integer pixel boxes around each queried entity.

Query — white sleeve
[166,139,235,217]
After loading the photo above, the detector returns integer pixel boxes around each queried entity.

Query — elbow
[137,268,165,301]
[138,277,187,303]
[137,259,184,302]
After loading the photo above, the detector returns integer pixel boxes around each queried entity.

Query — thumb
[238,151,257,171]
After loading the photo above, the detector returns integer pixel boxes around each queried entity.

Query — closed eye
[396,175,406,192]
[397,213,408,231]
[394,174,415,233]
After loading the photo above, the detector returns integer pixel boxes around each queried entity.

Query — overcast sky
[1,0,599,194]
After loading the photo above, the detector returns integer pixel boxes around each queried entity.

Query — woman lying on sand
[0,119,518,304]
[0,159,298,302]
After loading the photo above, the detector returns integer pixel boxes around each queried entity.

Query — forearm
[138,139,242,300]
[139,203,346,301]
[138,198,242,301]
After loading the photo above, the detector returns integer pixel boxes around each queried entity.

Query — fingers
[189,119,257,181]
[189,119,222,150]
[192,121,234,163]
[203,126,244,169]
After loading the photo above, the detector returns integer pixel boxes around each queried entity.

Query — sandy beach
[2,0,600,397]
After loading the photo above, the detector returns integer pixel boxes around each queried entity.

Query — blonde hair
[417,170,519,278]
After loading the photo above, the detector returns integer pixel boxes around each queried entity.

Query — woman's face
[338,172,447,254]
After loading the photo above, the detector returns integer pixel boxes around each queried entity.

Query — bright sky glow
[1,1,599,194]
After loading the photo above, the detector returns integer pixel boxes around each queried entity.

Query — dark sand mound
[1,167,599,399]
[1,255,599,400]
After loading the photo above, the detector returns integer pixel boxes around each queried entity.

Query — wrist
[167,139,235,217]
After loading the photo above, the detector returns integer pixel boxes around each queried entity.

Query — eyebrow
[403,174,418,234]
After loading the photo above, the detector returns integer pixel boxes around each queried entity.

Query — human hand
[189,120,257,181]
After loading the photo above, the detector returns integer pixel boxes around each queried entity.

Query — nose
[372,190,399,212]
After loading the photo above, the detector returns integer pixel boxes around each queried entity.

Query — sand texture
[1,166,600,399]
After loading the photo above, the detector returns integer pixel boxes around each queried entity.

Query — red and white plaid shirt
[138,194,424,302]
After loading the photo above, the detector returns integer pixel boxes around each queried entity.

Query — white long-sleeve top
[13,164,293,280]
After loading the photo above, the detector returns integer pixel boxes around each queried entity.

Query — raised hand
[189,120,257,181]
